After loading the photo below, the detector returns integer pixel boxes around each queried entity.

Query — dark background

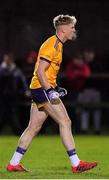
[0,0,109,60]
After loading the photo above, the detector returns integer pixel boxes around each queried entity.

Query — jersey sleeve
[39,42,54,62]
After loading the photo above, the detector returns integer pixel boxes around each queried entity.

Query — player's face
[65,23,77,40]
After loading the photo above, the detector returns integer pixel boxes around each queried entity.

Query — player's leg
[44,100,75,150]
[43,100,97,173]
[7,104,48,171]
[18,105,48,149]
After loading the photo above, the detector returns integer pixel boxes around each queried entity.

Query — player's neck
[56,33,67,43]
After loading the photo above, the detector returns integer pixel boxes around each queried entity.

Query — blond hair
[53,14,77,29]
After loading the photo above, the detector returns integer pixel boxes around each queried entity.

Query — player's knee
[60,118,71,129]
[68,119,72,129]
[28,123,42,136]
[68,119,72,127]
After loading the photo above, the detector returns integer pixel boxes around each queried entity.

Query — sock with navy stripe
[10,146,27,166]
[67,149,80,167]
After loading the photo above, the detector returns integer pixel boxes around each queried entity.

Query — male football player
[7,14,97,173]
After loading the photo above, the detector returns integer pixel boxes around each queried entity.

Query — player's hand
[45,87,59,103]
[55,86,67,97]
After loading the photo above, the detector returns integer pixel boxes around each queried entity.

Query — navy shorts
[30,88,49,104]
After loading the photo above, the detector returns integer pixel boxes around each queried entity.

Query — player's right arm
[37,59,59,102]
[36,58,59,102]
[36,37,60,102]
[36,58,51,89]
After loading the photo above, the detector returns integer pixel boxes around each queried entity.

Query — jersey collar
[56,34,63,45]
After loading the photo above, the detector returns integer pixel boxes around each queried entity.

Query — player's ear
[61,25,66,33]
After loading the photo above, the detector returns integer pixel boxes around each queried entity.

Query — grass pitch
[0,135,109,179]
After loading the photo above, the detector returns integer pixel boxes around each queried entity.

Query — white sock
[10,146,26,166]
[67,149,80,167]
[10,152,24,166]
[69,154,80,167]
